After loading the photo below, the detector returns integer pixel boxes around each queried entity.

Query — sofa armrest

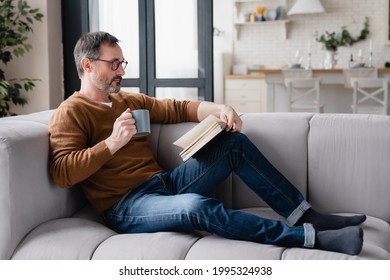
[0,119,86,259]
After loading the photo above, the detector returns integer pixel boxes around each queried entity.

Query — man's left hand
[220,105,242,132]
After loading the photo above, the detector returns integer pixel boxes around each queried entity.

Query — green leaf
[23,43,32,52]
[35,13,43,21]
[24,80,35,91]
[0,0,44,117]
[0,100,8,108]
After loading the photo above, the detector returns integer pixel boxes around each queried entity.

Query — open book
[173,115,227,161]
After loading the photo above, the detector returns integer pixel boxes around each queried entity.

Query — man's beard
[92,72,122,93]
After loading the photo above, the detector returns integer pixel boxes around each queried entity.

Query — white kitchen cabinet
[224,76,267,113]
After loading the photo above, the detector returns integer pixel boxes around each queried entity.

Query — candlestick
[368,51,373,68]
[305,40,312,69]
[306,52,312,70]
[368,40,373,67]
[369,39,373,53]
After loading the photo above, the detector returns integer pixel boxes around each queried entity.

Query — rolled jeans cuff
[286,200,311,226]
[303,223,316,248]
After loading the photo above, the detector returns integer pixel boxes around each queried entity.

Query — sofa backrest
[308,114,390,223]
[148,122,234,207]
[232,113,313,209]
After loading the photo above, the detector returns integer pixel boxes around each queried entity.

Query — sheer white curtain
[90,0,199,99]
[155,0,198,79]
[90,0,140,80]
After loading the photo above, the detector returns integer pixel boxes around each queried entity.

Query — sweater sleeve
[122,92,201,123]
[49,105,113,188]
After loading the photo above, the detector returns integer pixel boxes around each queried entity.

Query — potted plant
[0,0,43,117]
[315,17,370,68]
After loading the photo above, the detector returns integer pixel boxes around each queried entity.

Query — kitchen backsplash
[226,0,390,70]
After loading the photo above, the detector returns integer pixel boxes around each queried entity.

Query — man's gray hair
[73,31,119,78]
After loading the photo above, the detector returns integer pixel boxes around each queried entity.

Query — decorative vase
[324,50,337,69]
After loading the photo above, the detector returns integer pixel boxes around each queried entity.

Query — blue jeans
[104,132,315,248]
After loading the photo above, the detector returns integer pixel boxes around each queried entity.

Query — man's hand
[197,102,242,133]
[219,104,242,132]
[105,108,137,154]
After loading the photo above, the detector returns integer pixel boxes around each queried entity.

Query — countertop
[225,68,390,79]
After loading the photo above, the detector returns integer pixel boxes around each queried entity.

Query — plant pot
[324,51,337,69]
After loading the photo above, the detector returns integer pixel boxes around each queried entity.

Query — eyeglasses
[89,57,128,71]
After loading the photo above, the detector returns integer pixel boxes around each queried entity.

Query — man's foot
[297,209,366,231]
[315,226,363,255]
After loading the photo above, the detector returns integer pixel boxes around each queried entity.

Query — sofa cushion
[232,113,313,209]
[282,215,390,260]
[8,109,54,124]
[149,122,234,207]
[11,218,116,259]
[185,235,285,260]
[92,232,201,260]
[308,114,390,222]
[185,207,284,260]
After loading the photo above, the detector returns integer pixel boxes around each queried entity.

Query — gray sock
[298,209,366,231]
[315,226,363,255]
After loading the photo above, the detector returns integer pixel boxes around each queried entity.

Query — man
[49,31,366,256]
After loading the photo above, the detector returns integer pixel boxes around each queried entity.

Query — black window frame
[62,0,214,101]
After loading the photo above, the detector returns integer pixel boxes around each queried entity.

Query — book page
[173,115,226,149]
[179,123,225,161]
[179,122,220,155]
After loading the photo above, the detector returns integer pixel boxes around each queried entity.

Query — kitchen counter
[225,68,390,79]
[225,68,390,113]
[225,73,265,79]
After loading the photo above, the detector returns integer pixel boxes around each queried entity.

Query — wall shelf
[234,19,290,40]
[233,0,289,40]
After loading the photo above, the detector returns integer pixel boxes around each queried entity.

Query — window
[62,0,213,101]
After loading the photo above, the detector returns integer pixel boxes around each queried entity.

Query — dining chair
[282,69,324,113]
[351,78,389,115]
[343,68,378,88]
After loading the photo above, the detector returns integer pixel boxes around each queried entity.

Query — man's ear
[81,57,93,73]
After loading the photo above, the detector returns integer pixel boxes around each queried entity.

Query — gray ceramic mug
[131,109,151,137]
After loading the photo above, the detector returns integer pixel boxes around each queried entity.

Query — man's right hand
[105,108,137,154]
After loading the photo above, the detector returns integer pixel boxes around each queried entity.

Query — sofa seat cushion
[246,208,390,259]
[186,207,285,259]
[11,218,116,260]
[216,207,390,259]
[185,235,285,259]
[92,232,201,260]
[282,215,390,260]
[282,242,390,260]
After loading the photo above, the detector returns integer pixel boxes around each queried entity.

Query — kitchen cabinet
[224,76,267,113]
[233,0,289,40]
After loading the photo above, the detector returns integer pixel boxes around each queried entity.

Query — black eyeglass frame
[88,57,128,71]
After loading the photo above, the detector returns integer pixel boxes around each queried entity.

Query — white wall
[231,0,390,70]
[5,0,63,115]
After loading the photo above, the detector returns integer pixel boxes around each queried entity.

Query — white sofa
[1,110,389,260]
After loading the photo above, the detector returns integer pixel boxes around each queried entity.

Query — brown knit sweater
[49,91,200,212]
